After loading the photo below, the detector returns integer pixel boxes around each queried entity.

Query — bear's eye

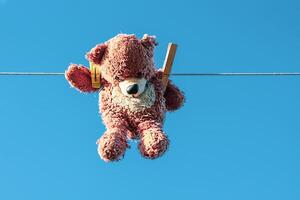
[137,72,143,78]
[115,76,121,82]
[115,76,125,82]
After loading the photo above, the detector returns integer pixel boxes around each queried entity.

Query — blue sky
[0,0,300,199]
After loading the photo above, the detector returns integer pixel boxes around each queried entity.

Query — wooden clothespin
[90,62,101,88]
[162,43,177,90]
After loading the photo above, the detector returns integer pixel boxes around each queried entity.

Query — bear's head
[86,34,158,97]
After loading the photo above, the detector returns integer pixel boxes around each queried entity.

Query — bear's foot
[97,128,129,162]
[139,129,169,159]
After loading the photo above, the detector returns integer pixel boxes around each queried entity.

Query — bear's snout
[119,78,147,97]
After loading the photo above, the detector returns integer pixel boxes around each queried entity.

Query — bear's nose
[126,84,139,95]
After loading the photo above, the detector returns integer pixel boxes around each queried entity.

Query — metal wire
[170,72,300,76]
[0,72,65,75]
[1,72,300,76]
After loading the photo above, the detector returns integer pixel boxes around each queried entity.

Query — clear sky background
[0,0,299,199]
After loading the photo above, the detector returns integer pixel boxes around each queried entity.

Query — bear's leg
[137,120,169,159]
[97,116,129,162]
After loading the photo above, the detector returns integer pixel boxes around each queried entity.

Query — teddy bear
[65,34,184,162]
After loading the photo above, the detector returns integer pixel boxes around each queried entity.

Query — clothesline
[1,72,300,76]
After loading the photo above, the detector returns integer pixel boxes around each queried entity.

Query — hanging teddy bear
[65,34,184,162]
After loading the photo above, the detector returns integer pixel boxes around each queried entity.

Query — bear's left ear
[141,34,158,50]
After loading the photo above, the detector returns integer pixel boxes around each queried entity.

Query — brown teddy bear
[65,34,184,162]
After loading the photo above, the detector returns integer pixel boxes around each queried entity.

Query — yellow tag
[90,62,101,88]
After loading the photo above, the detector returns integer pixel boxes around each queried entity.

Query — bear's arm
[164,80,185,111]
[65,64,99,93]
[156,71,185,111]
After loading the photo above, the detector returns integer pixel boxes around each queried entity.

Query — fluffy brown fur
[65,34,184,162]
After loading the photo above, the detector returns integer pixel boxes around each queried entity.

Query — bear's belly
[111,83,156,113]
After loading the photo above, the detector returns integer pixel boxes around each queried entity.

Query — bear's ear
[85,43,107,64]
[141,34,158,50]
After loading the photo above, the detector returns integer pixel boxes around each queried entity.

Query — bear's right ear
[85,43,107,64]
